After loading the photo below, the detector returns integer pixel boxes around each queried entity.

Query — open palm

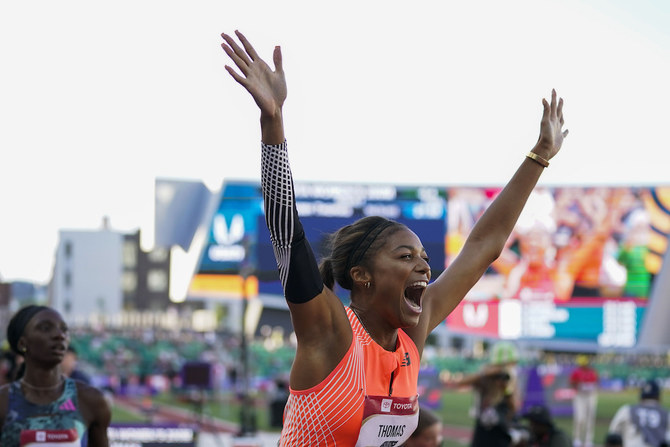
[536,89,568,160]
[221,31,287,117]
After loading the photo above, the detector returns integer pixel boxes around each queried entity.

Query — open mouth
[404,281,427,311]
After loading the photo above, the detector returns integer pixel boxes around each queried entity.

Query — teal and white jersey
[1,378,87,446]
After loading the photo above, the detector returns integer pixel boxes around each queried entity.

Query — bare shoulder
[74,381,111,425]
[74,381,112,445]
[75,380,108,406]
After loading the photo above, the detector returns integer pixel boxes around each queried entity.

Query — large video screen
[191,182,447,300]
[189,182,670,347]
[445,186,669,347]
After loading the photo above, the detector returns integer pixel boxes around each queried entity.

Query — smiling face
[367,227,432,328]
[19,308,70,366]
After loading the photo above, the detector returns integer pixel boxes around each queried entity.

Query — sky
[1,0,669,285]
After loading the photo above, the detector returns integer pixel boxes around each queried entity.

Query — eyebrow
[33,318,66,327]
[392,244,427,253]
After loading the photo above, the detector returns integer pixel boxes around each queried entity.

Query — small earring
[20,346,27,353]
[365,282,371,289]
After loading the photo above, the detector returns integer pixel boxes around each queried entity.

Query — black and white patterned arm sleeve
[261,141,323,303]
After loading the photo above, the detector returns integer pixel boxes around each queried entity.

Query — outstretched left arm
[408,90,568,349]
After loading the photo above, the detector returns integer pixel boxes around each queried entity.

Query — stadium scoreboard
[191,181,669,348]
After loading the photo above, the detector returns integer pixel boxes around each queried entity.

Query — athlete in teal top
[1,378,88,446]
[0,305,110,446]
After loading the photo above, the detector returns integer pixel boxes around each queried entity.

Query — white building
[50,226,124,324]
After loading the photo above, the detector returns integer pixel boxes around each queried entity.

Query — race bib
[20,429,80,447]
[355,394,418,447]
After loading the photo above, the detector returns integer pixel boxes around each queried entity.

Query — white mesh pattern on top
[279,310,367,446]
[261,141,295,290]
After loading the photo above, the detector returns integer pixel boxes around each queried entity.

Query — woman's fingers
[224,64,247,87]
[541,98,551,130]
[550,89,557,119]
[235,30,261,63]
[221,42,251,77]
[221,33,252,69]
[273,46,283,74]
[220,30,287,115]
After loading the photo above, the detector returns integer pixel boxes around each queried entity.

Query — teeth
[406,298,421,310]
[404,281,426,310]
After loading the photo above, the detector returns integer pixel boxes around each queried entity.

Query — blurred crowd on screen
[448,186,665,302]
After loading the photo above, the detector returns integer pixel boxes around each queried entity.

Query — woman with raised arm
[221,30,568,447]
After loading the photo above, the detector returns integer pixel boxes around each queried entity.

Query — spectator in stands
[608,379,670,447]
[0,347,22,385]
[61,345,92,385]
[570,354,599,447]
[0,305,111,446]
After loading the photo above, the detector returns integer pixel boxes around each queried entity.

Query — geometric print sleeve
[261,141,323,303]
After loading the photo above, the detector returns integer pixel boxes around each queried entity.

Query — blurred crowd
[2,326,669,396]
[448,186,663,302]
[2,323,670,446]
[1,325,297,396]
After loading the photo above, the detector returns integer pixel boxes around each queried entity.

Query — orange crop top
[279,307,420,446]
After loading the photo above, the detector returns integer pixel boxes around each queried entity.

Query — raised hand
[221,31,287,119]
[534,89,568,160]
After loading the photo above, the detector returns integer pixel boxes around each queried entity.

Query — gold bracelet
[526,151,549,168]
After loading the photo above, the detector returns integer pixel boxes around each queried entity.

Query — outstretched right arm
[220,31,285,144]
[221,31,352,389]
